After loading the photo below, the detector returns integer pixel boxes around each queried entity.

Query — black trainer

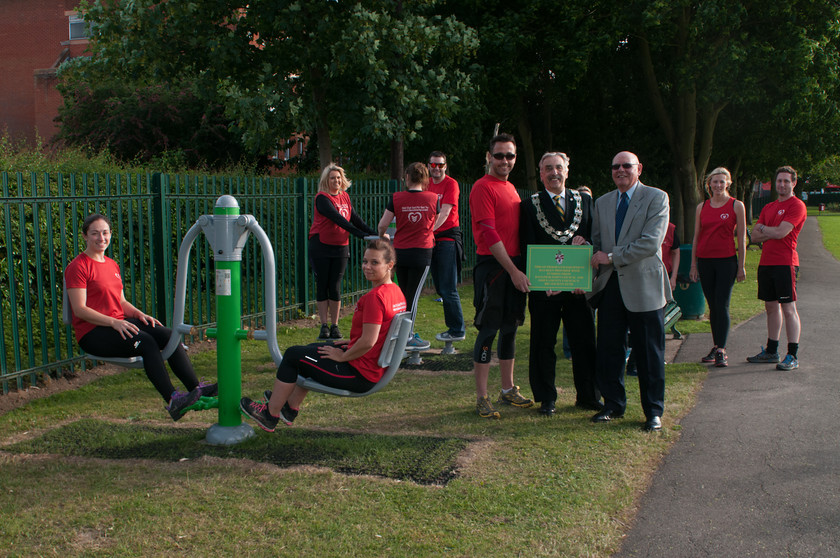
[318,324,330,339]
[167,387,201,421]
[239,397,279,432]
[263,390,298,426]
[329,324,342,339]
[197,381,218,397]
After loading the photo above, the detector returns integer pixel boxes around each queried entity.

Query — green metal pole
[204,196,253,444]
[214,259,244,427]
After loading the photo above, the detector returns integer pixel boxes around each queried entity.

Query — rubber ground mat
[401,352,473,371]
[3,418,467,485]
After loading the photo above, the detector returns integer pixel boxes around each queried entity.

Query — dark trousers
[79,319,198,401]
[697,256,737,348]
[528,291,600,405]
[595,275,665,418]
[277,343,375,393]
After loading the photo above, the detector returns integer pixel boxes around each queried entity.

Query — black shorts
[757,265,798,303]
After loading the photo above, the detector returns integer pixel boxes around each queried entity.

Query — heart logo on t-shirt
[720,213,730,220]
[777,209,785,216]
[408,212,422,223]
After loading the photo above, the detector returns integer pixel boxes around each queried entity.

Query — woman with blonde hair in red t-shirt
[309,164,377,341]
[689,167,747,367]
[64,214,215,421]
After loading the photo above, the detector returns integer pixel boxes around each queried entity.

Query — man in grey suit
[588,151,671,432]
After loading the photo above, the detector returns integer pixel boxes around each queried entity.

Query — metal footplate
[435,333,466,355]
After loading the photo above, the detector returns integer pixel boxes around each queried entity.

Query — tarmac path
[617,217,840,557]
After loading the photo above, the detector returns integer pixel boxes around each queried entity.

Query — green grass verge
[816,211,840,259]
[0,278,719,556]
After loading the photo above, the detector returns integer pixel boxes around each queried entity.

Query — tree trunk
[516,104,537,190]
[309,66,332,169]
[390,137,404,181]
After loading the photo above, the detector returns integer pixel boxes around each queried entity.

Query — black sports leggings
[697,256,738,348]
[312,255,348,301]
[395,264,427,313]
[276,343,375,393]
[473,322,518,363]
[79,318,199,402]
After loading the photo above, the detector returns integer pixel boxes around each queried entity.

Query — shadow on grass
[3,418,468,485]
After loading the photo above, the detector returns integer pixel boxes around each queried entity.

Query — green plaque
[526,244,593,291]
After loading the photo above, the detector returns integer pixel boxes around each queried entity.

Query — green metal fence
[0,170,478,393]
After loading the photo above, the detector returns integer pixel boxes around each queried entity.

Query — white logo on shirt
[777,209,785,216]
[408,212,422,223]
[720,213,730,220]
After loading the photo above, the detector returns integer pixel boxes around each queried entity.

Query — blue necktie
[615,192,629,242]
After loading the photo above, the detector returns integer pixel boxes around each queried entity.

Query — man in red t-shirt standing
[427,150,466,342]
[468,133,533,418]
[747,165,807,370]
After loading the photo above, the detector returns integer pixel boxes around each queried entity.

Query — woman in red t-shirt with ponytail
[377,162,439,348]
[689,167,747,367]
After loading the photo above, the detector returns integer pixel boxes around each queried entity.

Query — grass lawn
[815,209,840,259]
[1,231,793,556]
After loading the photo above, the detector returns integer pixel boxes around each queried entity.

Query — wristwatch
[607,252,613,263]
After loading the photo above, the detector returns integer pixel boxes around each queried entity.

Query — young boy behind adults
[746,165,807,370]
[468,133,533,418]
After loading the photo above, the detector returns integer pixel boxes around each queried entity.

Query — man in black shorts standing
[468,133,533,418]
[746,166,807,370]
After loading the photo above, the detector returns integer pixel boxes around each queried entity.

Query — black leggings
[395,264,427,313]
[78,319,198,402]
[276,343,375,393]
[697,256,738,348]
[473,322,518,363]
[312,256,348,301]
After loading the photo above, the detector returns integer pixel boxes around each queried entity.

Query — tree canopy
[59,0,840,239]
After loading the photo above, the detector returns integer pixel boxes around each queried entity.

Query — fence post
[295,177,309,317]
[150,173,169,323]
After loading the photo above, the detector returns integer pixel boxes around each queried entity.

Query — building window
[69,15,88,40]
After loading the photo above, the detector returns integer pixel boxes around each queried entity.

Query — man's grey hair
[539,152,570,169]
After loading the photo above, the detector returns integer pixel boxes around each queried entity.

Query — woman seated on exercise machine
[65,213,216,421]
[240,238,406,432]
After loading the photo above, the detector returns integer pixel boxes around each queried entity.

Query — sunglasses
[429,162,446,168]
[611,163,639,170]
[492,152,516,161]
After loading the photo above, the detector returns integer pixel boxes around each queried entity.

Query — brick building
[0,1,88,144]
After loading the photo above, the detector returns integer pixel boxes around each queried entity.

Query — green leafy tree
[69,1,478,173]
[609,0,840,238]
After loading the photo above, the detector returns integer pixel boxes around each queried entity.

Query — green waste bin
[673,243,706,319]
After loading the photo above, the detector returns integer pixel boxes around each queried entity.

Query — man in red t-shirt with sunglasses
[468,133,533,418]
[747,165,807,371]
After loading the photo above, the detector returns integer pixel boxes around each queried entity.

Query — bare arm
[734,200,747,281]
[67,288,156,339]
[750,220,794,242]
[689,202,703,282]
[378,209,395,237]
[488,241,530,293]
[669,248,680,290]
[318,322,381,362]
[433,204,453,231]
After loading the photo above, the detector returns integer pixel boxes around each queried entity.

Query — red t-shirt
[347,283,407,382]
[390,190,438,250]
[309,191,353,246]
[427,175,460,236]
[757,196,807,266]
[469,174,521,256]
[696,198,737,258]
[64,253,125,342]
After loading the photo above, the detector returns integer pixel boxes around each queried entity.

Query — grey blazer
[589,183,671,312]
